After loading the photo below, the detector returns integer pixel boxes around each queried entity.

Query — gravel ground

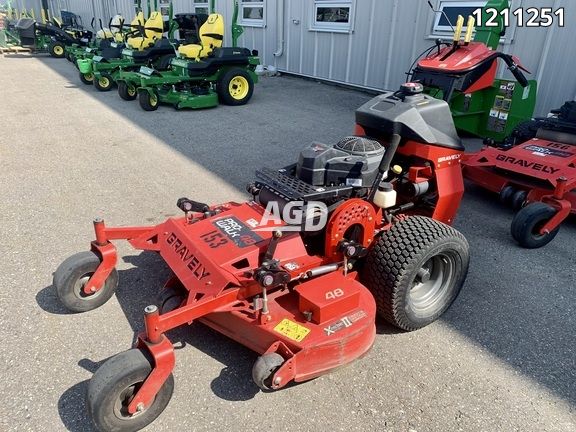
[0,54,574,432]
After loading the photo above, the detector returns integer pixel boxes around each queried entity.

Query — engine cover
[296,137,385,187]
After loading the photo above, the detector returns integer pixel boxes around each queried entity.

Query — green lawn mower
[117,8,260,111]
[409,0,537,142]
[65,16,124,65]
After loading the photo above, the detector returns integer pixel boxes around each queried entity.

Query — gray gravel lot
[0,54,574,432]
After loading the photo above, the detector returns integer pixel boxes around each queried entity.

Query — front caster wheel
[79,72,94,85]
[53,251,118,313]
[252,353,284,391]
[511,202,560,248]
[48,41,65,58]
[139,90,159,111]
[88,349,174,432]
[94,74,113,92]
[118,81,138,101]
[363,216,470,331]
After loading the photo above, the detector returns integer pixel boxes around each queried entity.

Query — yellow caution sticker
[274,319,311,342]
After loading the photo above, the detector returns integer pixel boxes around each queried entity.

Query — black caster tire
[48,41,65,58]
[88,349,174,432]
[511,190,528,210]
[511,202,560,249]
[362,216,470,331]
[252,353,285,391]
[139,90,160,111]
[217,68,254,106]
[499,185,515,205]
[94,74,114,92]
[79,72,94,85]
[53,251,118,313]
[118,81,138,101]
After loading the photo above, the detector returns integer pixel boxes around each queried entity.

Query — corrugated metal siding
[55,0,576,115]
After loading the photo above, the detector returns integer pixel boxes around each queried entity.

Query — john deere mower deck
[54,83,470,432]
[463,101,576,248]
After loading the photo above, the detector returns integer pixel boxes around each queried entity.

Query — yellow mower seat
[178,13,224,60]
[127,11,163,50]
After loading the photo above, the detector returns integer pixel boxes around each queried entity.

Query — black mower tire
[509,119,544,144]
[362,216,470,331]
[499,185,515,205]
[94,74,114,92]
[139,90,160,111]
[252,353,285,391]
[118,81,138,101]
[79,72,94,85]
[511,189,528,210]
[511,202,560,248]
[48,41,65,58]
[217,68,254,106]
[88,349,174,432]
[53,251,118,313]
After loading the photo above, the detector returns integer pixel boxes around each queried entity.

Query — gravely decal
[166,233,211,280]
[496,155,560,175]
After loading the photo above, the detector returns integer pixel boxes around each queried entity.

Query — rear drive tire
[362,216,470,331]
[511,202,560,248]
[217,68,254,106]
[118,81,138,101]
[49,41,65,58]
[94,74,113,92]
[79,72,94,85]
[88,349,174,432]
[139,90,160,111]
[53,251,118,313]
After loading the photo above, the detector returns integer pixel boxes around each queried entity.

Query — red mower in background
[463,101,576,248]
[54,83,470,432]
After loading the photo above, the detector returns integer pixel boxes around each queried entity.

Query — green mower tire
[94,74,113,92]
[49,41,65,58]
[118,82,138,101]
[139,90,160,111]
[79,72,94,85]
[217,68,254,106]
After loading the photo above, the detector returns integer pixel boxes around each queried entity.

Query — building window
[193,0,209,15]
[312,0,355,32]
[239,0,265,27]
[432,0,485,34]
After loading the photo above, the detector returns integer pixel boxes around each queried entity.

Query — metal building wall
[55,0,576,115]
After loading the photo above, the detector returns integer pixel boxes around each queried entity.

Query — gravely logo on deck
[166,233,211,280]
[496,155,560,175]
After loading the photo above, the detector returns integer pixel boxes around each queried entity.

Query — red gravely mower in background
[463,101,576,248]
[53,83,470,432]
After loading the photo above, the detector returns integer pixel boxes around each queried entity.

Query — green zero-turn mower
[117,4,260,111]
[78,0,190,92]
[409,0,537,142]
[65,16,124,65]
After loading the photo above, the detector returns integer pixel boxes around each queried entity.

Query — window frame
[191,1,209,15]
[239,0,266,28]
[431,0,486,34]
[310,0,356,33]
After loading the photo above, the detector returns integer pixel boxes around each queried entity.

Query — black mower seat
[183,47,251,76]
[131,38,178,61]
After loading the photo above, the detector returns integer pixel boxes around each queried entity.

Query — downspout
[273,0,284,60]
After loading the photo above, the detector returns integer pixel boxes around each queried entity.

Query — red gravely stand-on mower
[463,101,576,248]
[54,83,470,432]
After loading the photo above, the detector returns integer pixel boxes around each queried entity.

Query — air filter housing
[296,136,385,187]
